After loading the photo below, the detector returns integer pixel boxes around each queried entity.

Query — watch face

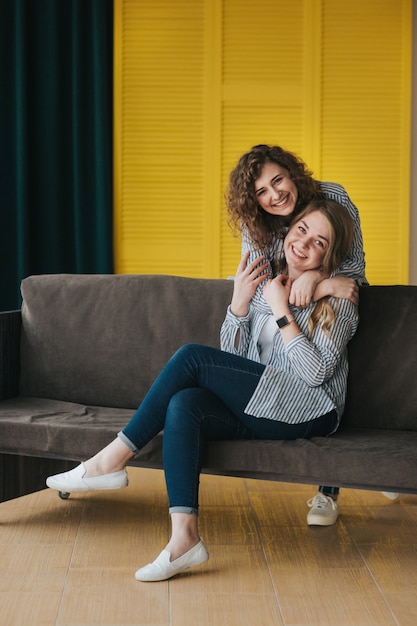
[276,316,289,328]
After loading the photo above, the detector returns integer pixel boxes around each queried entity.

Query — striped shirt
[243,182,367,313]
[220,298,359,431]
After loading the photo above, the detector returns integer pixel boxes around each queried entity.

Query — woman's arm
[230,251,269,317]
[263,276,359,386]
[220,306,251,356]
[288,269,325,308]
[241,228,282,312]
[289,270,359,308]
[220,251,268,353]
[320,182,367,284]
[314,275,359,305]
[285,299,359,386]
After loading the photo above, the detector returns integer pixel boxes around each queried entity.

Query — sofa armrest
[0,310,21,400]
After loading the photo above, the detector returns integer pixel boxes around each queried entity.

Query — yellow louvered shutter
[220,0,321,278]
[114,0,411,285]
[320,0,412,283]
[113,0,208,276]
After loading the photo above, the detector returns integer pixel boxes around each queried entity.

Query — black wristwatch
[276,315,294,329]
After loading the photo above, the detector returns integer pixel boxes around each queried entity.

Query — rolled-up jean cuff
[169,506,198,516]
[117,430,139,454]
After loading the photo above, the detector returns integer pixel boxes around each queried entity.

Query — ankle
[166,536,200,561]
[82,459,124,477]
[82,460,101,477]
[82,439,133,477]
[167,513,200,560]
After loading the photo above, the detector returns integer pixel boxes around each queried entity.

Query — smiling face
[254,161,299,219]
[284,210,332,277]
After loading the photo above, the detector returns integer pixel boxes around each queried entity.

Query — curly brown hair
[226,144,322,250]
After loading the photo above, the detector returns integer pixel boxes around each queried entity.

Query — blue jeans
[119,344,338,515]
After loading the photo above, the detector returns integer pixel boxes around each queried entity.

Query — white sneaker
[135,540,209,582]
[307,493,339,526]
[381,491,399,500]
[46,463,128,493]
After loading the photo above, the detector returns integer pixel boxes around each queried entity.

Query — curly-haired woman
[226,144,367,526]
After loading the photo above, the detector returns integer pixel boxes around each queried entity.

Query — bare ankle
[83,459,125,477]
[166,536,199,561]
[82,439,133,477]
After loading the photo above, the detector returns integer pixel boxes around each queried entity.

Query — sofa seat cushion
[0,397,161,463]
[1,396,416,494]
[204,428,417,493]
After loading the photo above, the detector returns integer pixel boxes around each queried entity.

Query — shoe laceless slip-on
[381,491,399,500]
[135,540,209,582]
[46,463,128,492]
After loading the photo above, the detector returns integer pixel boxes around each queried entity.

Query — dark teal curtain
[0,0,113,311]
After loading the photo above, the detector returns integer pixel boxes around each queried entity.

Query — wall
[114,0,412,285]
[410,0,417,285]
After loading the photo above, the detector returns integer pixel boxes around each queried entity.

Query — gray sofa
[1,273,417,501]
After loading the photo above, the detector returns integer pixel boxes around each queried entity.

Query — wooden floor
[1,467,417,626]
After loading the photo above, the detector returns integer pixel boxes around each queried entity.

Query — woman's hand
[263,274,293,318]
[230,251,269,316]
[289,270,323,308]
[314,275,359,305]
[263,276,302,345]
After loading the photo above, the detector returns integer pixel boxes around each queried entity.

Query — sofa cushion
[1,396,416,493]
[0,396,157,461]
[18,277,417,432]
[204,428,417,492]
[19,274,234,409]
[343,285,417,431]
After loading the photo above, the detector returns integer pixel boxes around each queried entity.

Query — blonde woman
[47,198,358,582]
